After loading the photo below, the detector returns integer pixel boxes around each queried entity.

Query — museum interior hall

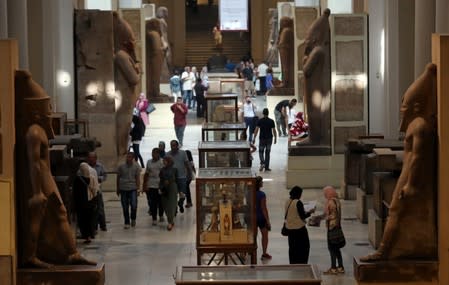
[1,0,449,285]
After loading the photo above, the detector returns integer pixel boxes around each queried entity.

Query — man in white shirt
[257,61,269,95]
[181,66,195,109]
[241,95,257,141]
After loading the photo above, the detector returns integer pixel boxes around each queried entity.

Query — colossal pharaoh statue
[156,6,171,81]
[146,18,163,99]
[361,63,437,261]
[302,8,331,146]
[15,70,94,268]
[277,13,294,88]
[265,8,279,66]
[113,12,141,155]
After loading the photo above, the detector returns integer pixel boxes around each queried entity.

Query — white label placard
[85,0,112,10]
[219,0,248,31]
[295,0,319,6]
[119,0,141,8]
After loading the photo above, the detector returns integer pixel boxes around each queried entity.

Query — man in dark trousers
[274,98,297,137]
[252,108,277,172]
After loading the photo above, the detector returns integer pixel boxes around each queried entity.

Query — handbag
[327,226,346,248]
[146,103,156,114]
[281,200,294,236]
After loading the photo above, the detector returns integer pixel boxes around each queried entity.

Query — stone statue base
[17,263,105,285]
[268,87,295,96]
[288,145,331,156]
[353,257,437,283]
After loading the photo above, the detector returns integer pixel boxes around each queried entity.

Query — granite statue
[113,12,141,155]
[361,63,437,261]
[156,6,171,82]
[15,70,95,268]
[277,16,294,88]
[145,18,163,99]
[265,8,279,66]
[301,8,331,146]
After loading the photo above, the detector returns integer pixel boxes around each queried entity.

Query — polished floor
[79,96,373,285]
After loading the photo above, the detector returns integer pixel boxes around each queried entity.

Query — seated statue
[361,63,437,261]
[15,70,95,268]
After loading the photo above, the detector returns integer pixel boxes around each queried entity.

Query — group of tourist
[235,59,274,99]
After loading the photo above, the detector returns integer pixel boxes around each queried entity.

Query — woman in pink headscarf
[135,93,149,125]
[323,186,345,274]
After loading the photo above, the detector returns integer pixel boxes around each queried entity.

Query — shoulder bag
[281,200,293,236]
[146,103,156,114]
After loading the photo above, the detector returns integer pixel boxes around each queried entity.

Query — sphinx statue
[113,12,141,155]
[361,63,437,261]
[301,8,331,146]
[15,70,95,268]
[146,18,164,99]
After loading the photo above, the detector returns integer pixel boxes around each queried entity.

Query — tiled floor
[79,96,373,285]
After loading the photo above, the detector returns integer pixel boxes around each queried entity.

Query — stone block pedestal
[368,209,383,249]
[353,257,437,284]
[17,263,105,285]
[356,187,372,223]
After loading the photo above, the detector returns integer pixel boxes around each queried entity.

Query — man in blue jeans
[252,108,277,172]
[116,152,142,229]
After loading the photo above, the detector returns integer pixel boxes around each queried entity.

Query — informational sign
[294,0,319,6]
[85,0,112,10]
[119,0,142,9]
[219,0,248,31]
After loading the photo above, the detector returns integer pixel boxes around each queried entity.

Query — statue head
[156,6,168,20]
[399,63,437,132]
[113,12,136,53]
[279,17,293,32]
[15,70,55,139]
[304,8,331,56]
[146,18,162,36]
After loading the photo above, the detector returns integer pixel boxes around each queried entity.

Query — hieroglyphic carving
[335,79,364,121]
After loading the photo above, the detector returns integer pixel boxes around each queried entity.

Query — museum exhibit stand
[201,122,246,142]
[204,94,239,124]
[198,141,251,168]
[175,265,321,285]
[195,168,257,265]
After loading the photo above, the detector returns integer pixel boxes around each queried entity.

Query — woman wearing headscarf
[130,115,146,168]
[284,185,314,264]
[135,92,149,125]
[323,186,345,274]
[159,156,178,231]
[73,162,99,244]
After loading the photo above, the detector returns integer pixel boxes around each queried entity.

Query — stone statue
[302,8,331,146]
[145,18,163,99]
[156,6,171,82]
[361,63,437,261]
[113,12,141,155]
[265,8,279,66]
[15,70,95,268]
[277,16,294,88]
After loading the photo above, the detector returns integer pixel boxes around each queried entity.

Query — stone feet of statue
[295,137,311,146]
[67,252,97,266]
[359,251,385,262]
[27,256,54,269]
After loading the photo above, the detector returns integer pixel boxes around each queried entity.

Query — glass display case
[201,122,247,141]
[175,265,322,284]
[195,168,256,265]
[205,94,240,123]
[220,79,245,102]
[198,141,251,168]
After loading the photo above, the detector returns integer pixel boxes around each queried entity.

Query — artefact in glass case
[195,168,256,265]
[198,141,251,168]
[205,94,239,123]
[201,122,247,141]
[175,265,322,284]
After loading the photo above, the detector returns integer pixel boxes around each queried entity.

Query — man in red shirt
[170,97,188,147]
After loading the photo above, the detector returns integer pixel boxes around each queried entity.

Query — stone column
[414,0,435,78]
[0,0,7,38]
[7,0,28,68]
[436,0,449,33]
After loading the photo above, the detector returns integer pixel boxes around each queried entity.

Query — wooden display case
[201,122,246,141]
[198,141,251,168]
[175,265,322,284]
[205,94,239,123]
[195,168,256,265]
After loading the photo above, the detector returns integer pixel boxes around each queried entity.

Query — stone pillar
[0,0,7,38]
[7,0,28,68]
[432,33,449,285]
[436,0,449,33]
[414,0,435,78]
